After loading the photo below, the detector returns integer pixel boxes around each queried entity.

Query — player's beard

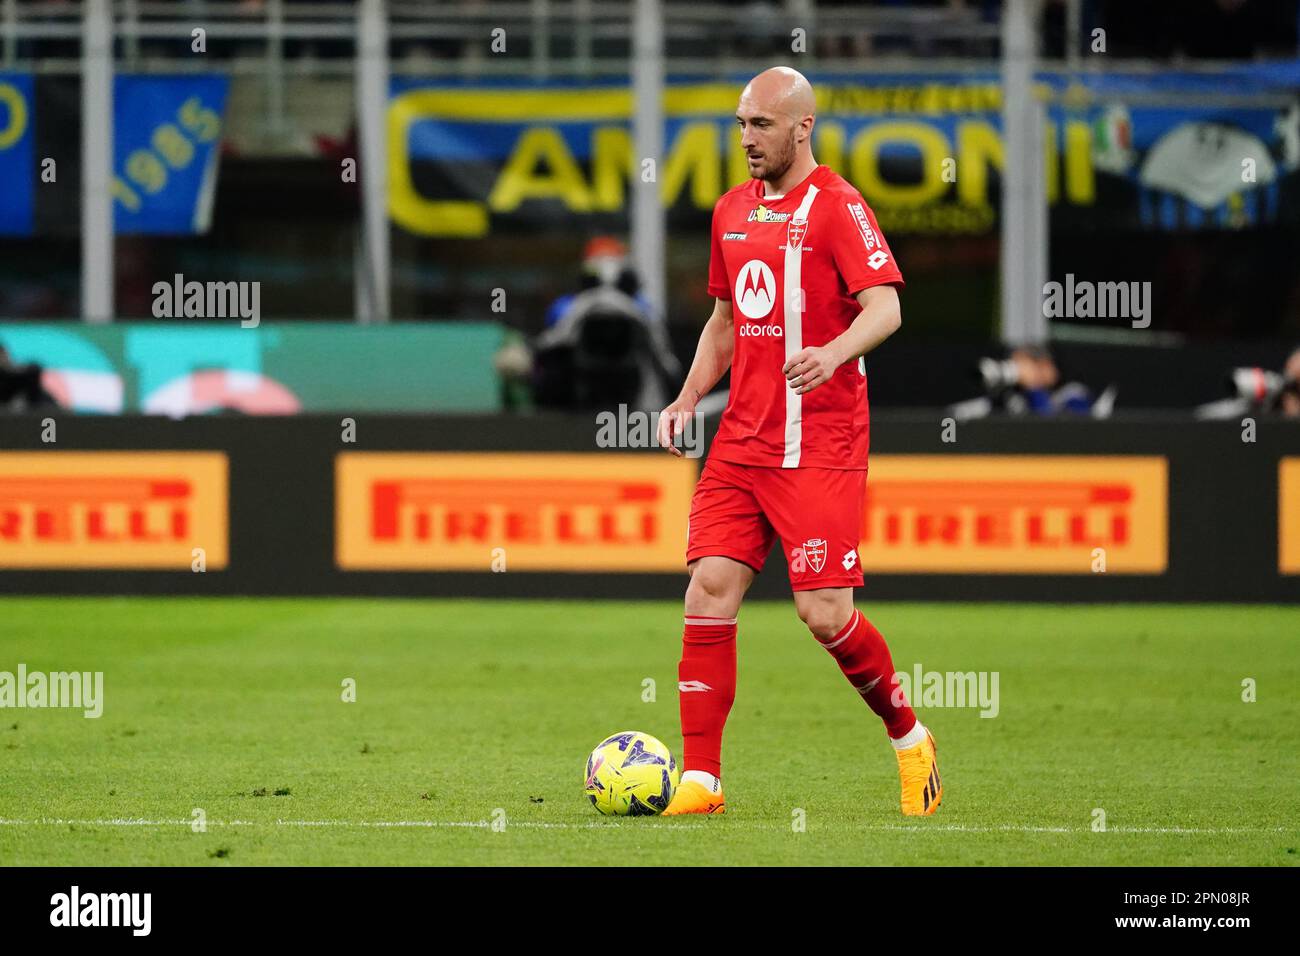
[753,125,799,185]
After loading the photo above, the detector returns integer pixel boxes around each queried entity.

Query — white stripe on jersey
[782,184,821,468]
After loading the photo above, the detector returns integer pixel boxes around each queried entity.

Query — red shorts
[685,457,866,591]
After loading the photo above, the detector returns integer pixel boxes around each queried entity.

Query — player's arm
[679,297,735,404]
[657,297,734,457]
[783,285,901,395]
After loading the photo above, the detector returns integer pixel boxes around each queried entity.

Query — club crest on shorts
[802,538,827,574]
[787,217,808,251]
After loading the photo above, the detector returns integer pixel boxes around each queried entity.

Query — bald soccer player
[656,67,942,816]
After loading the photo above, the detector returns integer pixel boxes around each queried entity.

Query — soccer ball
[583,730,680,816]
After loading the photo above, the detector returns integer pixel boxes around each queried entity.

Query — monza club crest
[787,217,808,251]
[802,538,827,574]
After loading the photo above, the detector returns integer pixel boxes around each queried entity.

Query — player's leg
[666,460,771,815]
[676,555,754,802]
[765,467,943,816]
[792,586,942,815]
[792,586,917,739]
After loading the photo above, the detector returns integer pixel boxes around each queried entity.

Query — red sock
[817,610,916,739]
[677,616,737,777]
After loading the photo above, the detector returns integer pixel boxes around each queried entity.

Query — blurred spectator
[1095,0,1299,60]
[734,0,785,58]
[1285,347,1300,416]
[0,345,58,413]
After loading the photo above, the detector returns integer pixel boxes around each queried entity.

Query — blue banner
[112,75,229,235]
[0,73,35,236]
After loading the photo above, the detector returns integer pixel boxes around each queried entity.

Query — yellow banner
[859,455,1168,574]
[0,452,228,569]
[388,81,1094,237]
[1280,458,1300,574]
[336,452,695,571]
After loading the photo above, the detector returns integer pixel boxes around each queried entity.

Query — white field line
[0,818,1291,835]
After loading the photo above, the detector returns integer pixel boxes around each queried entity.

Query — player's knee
[685,565,743,617]
[798,600,848,642]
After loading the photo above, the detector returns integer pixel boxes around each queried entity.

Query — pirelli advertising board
[0,419,1294,600]
[1281,458,1300,575]
[336,453,696,572]
[335,452,1167,575]
[859,455,1167,574]
[0,452,228,570]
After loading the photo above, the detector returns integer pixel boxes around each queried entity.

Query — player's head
[736,66,816,184]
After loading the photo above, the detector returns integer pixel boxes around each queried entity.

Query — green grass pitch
[1,597,1296,866]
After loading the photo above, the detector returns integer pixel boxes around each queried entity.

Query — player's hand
[657,397,695,457]
[783,345,843,395]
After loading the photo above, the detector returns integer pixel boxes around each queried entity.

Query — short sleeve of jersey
[829,196,905,295]
[707,202,731,300]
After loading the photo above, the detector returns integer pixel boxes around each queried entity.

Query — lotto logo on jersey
[734,259,777,319]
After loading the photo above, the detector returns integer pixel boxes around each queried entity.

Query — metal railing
[6,0,1295,79]
[3,0,1005,77]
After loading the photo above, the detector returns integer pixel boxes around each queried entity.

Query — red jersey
[706,164,903,469]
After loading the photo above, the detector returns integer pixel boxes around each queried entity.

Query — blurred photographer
[948,345,1116,420]
[496,236,682,412]
[1195,346,1300,418]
